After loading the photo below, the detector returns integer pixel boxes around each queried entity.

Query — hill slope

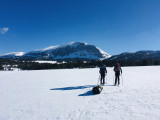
[109,50,160,61]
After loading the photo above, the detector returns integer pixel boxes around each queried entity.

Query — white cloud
[0,27,9,34]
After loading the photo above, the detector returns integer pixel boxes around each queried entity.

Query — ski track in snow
[0,66,160,120]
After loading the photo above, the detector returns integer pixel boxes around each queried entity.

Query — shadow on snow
[50,85,95,91]
[50,84,115,96]
[78,90,95,96]
[78,84,115,96]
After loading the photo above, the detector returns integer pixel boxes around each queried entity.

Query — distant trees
[0,59,4,70]
[0,58,160,71]
[0,64,3,70]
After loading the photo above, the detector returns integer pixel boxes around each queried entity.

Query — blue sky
[0,0,160,55]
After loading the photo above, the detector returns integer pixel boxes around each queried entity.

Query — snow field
[0,66,160,120]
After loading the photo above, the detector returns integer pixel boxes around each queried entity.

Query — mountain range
[109,51,160,61]
[0,42,110,61]
[0,42,160,61]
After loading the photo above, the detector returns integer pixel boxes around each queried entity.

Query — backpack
[115,66,120,72]
[92,85,103,94]
[100,66,106,74]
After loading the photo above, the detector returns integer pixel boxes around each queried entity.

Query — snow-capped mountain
[1,44,160,62]
[0,42,111,61]
[0,52,25,58]
[108,50,160,61]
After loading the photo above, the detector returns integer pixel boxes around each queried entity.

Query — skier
[114,63,122,86]
[99,64,107,85]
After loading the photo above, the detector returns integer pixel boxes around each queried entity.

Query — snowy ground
[0,66,160,120]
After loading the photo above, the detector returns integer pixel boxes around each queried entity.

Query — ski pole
[113,74,115,85]
[121,74,123,86]
[105,73,107,84]
[97,74,101,85]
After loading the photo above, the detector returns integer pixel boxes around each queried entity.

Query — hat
[116,63,119,66]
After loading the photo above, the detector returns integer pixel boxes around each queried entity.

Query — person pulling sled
[92,64,106,95]
[114,63,122,86]
[99,64,107,85]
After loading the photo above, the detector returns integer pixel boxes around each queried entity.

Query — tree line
[0,58,160,70]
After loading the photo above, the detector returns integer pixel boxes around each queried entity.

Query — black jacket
[99,66,107,75]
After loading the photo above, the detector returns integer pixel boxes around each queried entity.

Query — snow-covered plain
[0,66,160,120]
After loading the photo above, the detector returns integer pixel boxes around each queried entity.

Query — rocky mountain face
[1,42,160,62]
[0,42,111,61]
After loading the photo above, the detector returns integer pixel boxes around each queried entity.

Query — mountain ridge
[0,42,111,61]
[109,50,160,61]
[1,42,160,61]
